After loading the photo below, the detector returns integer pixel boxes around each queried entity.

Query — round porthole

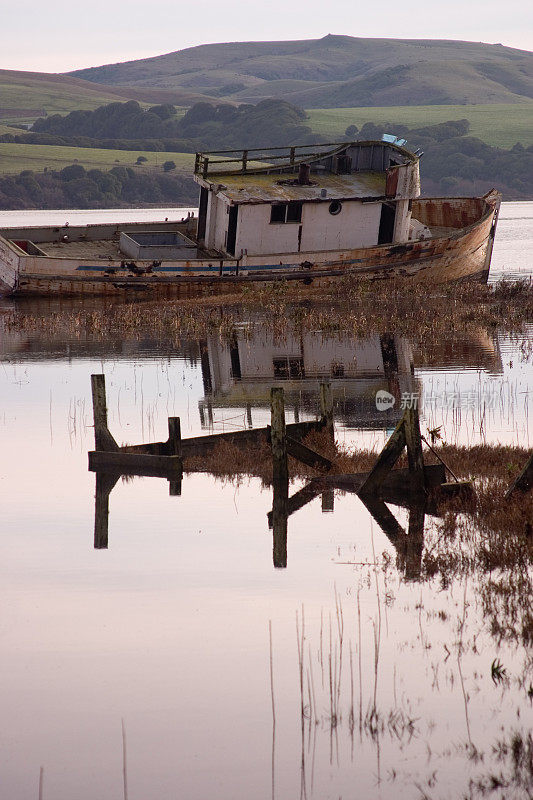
[329,200,342,215]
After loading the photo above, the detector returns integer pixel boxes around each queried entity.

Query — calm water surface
[0,204,532,800]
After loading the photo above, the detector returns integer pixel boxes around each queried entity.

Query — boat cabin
[194,140,420,257]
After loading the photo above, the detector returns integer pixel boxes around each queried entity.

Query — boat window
[273,357,305,379]
[329,200,342,215]
[270,202,303,224]
[270,204,286,223]
[286,202,302,223]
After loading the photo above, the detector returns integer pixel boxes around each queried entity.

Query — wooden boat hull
[0,193,501,297]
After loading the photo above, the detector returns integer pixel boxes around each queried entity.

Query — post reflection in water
[92,469,180,549]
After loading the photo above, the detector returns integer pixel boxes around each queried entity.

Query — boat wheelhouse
[194,139,420,257]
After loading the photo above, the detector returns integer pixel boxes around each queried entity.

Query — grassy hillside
[307,103,533,149]
[69,35,533,108]
[0,142,193,175]
[0,70,214,124]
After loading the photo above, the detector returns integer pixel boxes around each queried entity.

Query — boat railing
[194,142,349,178]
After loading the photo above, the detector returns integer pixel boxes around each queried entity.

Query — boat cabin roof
[194,139,417,205]
[211,170,386,204]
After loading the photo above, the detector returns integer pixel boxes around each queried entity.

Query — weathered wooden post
[169,478,182,496]
[272,489,288,568]
[271,388,288,494]
[319,381,334,438]
[404,405,426,494]
[167,417,182,495]
[271,387,288,568]
[403,502,425,581]
[91,374,119,452]
[94,471,120,549]
[167,417,182,456]
[321,489,335,512]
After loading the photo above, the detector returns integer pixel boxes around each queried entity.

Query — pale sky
[2,0,532,73]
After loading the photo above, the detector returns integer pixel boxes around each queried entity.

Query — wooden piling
[319,381,334,437]
[404,503,425,581]
[169,478,182,496]
[321,489,335,512]
[404,405,426,494]
[91,374,119,452]
[272,482,288,569]
[270,388,288,494]
[94,471,120,549]
[270,388,288,568]
[167,417,182,456]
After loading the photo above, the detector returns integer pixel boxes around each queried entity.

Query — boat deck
[38,240,123,259]
[7,224,458,263]
[9,237,215,262]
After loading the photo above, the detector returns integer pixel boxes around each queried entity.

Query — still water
[0,204,532,800]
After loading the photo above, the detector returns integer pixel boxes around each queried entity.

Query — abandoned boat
[0,140,501,297]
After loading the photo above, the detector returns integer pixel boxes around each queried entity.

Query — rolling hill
[0,69,220,123]
[69,35,533,107]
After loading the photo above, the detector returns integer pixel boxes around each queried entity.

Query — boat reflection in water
[199,326,419,432]
[77,322,502,576]
[197,323,502,431]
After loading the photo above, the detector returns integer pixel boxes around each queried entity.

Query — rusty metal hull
[0,193,501,297]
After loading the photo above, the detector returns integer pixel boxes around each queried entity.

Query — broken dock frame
[88,373,331,548]
[89,374,480,575]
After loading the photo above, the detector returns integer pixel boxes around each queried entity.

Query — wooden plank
[439,481,474,498]
[89,451,182,476]
[358,494,405,540]
[267,465,446,524]
[267,481,323,528]
[118,417,182,457]
[179,420,323,457]
[505,452,533,498]
[120,441,167,455]
[358,418,407,495]
[285,433,332,471]
[90,374,119,452]
[322,464,445,493]
[359,406,427,496]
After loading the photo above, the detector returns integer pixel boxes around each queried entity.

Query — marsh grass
[4,279,532,346]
